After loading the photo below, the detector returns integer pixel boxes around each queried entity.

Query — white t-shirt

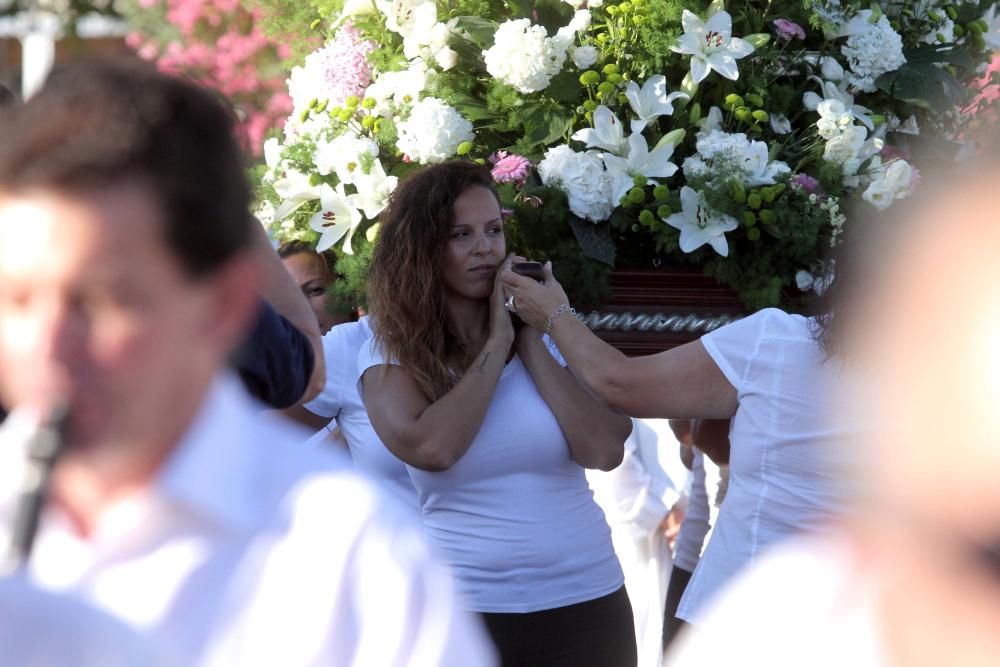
[359,338,624,613]
[306,317,419,511]
[678,308,858,623]
[668,534,887,666]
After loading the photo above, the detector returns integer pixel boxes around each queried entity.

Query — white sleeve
[304,325,352,419]
[699,309,779,395]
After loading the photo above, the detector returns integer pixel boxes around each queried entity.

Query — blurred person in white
[503,236,860,631]
[662,419,728,652]
[0,576,162,666]
[0,61,494,666]
[587,418,690,667]
[667,146,1000,666]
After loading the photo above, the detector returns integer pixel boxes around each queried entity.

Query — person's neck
[445,294,491,351]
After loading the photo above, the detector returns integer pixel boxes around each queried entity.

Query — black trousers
[662,566,693,653]
[481,586,637,667]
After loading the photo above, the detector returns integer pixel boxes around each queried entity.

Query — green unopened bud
[747,193,762,209]
[456,141,473,156]
[968,21,984,35]
[943,64,957,77]
[618,1,632,13]
[747,227,761,241]
[606,73,623,84]
[743,33,771,48]
[345,95,360,108]
[735,107,753,123]
[632,15,646,26]
[617,93,629,105]
[361,97,376,109]
[627,187,646,204]
[602,63,619,75]
[638,209,655,225]
[759,209,776,224]
[742,212,756,227]
[315,100,329,114]
[945,6,958,20]
[583,99,598,111]
[361,115,376,129]
[746,93,764,108]
[606,5,617,15]
[724,93,744,108]
[657,204,672,219]
[632,174,648,187]
[338,109,353,122]
[653,185,669,201]
[580,70,601,86]
[597,81,617,96]
[971,31,986,50]
[761,187,776,204]
[309,18,322,30]
[953,24,965,37]
[309,173,322,186]
[688,101,702,125]
[752,110,769,123]
[596,32,610,44]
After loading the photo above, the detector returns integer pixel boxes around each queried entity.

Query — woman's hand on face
[488,255,518,346]
[501,261,569,333]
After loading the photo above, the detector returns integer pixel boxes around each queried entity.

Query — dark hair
[0,83,17,108]
[0,60,252,278]
[367,160,500,400]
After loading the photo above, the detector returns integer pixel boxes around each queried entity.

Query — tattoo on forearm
[472,352,491,374]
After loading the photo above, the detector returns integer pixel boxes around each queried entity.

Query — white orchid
[571,105,627,155]
[309,184,364,252]
[603,133,680,204]
[664,186,739,256]
[670,10,754,83]
[624,75,689,133]
[346,160,398,221]
[804,78,874,130]
[272,169,322,222]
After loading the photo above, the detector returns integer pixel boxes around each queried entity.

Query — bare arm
[280,403,332,431]
[249,220,325,403]
[501,262,738,420]
[361,266,516,471]
[516,328,631,470]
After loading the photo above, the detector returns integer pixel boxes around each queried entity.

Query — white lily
[984,3,1000,49]
[670,10,755,83]
[272,169,322,222]
[664,186,739,257]
[377,0,435,37]
[803,77,874,130]
[309,184,364,252]
[571,105,627,155]
[697,106,724,135]
[742,141,791,186]
[262,138,283,183]
[346,160,399,222]
[603,133,680,204]
[624,75,689,133]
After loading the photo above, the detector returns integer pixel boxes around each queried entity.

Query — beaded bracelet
[545,303,576,336]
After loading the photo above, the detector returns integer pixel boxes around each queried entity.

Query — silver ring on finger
[504,295,516,313]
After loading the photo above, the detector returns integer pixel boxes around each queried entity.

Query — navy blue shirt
[232,300,315,409]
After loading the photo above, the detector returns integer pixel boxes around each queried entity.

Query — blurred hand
[661,503,686,550]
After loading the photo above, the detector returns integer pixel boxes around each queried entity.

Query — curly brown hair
[367,160,499,401]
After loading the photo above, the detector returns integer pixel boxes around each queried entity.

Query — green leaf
[448,92,501,121]
[877,61,968,109]
[522,103,574,147]
[533,0,574,34]
[743,33,771,49]
[902,44,975,69]
[545,70,582,104]
[503,0,533,20]
[452,16,498,48]
[568,216,616,266]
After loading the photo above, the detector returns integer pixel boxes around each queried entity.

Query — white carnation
[395,97,474,164]
[571,45,599,69]
[841,15,906,92]
[484,19,570,94]
[537,144,614,222]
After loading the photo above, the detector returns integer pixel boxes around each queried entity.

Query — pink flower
[773,19,806,41]
[880,144,910,162]
[791,173,822,195]
[490,151,531,184]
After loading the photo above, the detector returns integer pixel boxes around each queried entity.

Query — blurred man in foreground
[0,60,494,666]
[667,146,1000,666]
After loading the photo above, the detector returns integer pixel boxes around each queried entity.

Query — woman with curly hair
[360,160,637,667]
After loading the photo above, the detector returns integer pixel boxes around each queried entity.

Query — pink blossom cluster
[125,0,293,153]
[307,23,376,106]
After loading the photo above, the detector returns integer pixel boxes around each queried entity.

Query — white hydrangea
[537,144,614,222]
[841,15,906,92]
[395,97,474,164]
[483,19,570,94]
[683,130,790,188]
[571,45,599,69]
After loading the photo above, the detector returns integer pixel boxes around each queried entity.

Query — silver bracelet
[545,303,576,336]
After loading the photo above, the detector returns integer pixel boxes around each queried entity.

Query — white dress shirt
[0,375,496,667]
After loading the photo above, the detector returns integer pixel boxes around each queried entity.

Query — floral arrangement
[254,0,999,310]
[121,0,294,153]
